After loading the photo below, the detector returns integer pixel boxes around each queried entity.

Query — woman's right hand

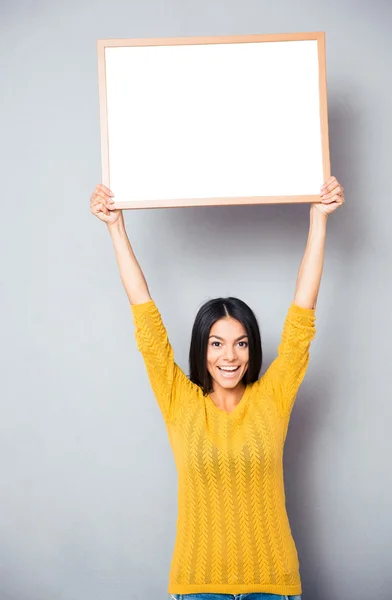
[90,184,122,225]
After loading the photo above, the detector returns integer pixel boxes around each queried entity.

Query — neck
[209,382,247,413]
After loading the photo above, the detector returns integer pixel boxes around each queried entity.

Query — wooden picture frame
[97,33,330,210]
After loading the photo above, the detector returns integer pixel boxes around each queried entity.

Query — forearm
[107,214,151,305]
[294,205,328,310]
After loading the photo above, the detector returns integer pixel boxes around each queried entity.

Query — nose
[224,345,237,362]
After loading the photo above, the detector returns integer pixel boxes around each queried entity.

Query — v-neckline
[206,385,250,418]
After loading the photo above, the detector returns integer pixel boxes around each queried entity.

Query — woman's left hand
[313,176,345,216]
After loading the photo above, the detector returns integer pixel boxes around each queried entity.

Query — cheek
[239,346,249,361]
[242,349,250,368]
[206,347,218,367]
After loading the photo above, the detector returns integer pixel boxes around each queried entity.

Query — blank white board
[97,33,330,209]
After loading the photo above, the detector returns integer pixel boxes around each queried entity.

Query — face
[207,317,249,391]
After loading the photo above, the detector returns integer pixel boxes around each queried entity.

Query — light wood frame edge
[97,33,330,209]
[97,40,110,188]
[317,32,331,182]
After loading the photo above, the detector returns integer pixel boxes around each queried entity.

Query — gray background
[1,1,391,599]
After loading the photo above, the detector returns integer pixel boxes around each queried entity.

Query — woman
[90,178,344,600]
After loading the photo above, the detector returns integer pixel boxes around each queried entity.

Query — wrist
[107,213,125,236]
[310,204,329,223]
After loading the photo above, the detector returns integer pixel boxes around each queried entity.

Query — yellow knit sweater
[131,300,316,596]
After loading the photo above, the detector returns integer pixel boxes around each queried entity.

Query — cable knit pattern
[131,300,316,596]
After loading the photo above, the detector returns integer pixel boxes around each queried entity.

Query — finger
[321,178,340,193]
[91,196,116,212]
[321,186,342,200]
[322,194,340,205]
[321,177,336,191]
[321,185,342,201]
[321,180,340,194]
[92,190,115,204]
[91,200,112,215]
[93,200,116,213]
[91,202,105,214]
[97,184,114,197]
[93,202,110,216]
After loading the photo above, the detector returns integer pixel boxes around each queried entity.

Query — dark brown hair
[189,297,262,395]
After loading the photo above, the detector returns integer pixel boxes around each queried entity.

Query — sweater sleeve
[131,300,197,424]
[261,303,316,418]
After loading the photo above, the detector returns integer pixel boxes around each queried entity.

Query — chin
[220,379,242,389]
[213,371,246,390]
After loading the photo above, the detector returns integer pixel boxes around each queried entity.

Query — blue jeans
[169,595,301,599]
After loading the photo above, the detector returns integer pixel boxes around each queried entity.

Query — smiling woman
[189,297,262,414]
[89,175,344,598]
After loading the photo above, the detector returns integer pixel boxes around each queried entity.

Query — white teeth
[218,366,240,378]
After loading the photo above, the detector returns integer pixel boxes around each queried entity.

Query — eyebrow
[208,334,248,342]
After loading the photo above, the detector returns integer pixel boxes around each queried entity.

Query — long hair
[189,297,262,395]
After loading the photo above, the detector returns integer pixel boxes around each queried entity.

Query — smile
[218,366,240,378]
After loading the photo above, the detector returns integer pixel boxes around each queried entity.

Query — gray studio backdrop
[1,1,391,599]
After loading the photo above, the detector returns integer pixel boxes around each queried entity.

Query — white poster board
[97,33,329,209]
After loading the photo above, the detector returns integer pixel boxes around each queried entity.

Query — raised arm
[90,184,197,423]
[88,184,151,305]
[261,177,344,417]
[294,176,345,309]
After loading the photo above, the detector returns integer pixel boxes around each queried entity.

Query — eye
[211,341,221,347]
[238,341,248,348]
